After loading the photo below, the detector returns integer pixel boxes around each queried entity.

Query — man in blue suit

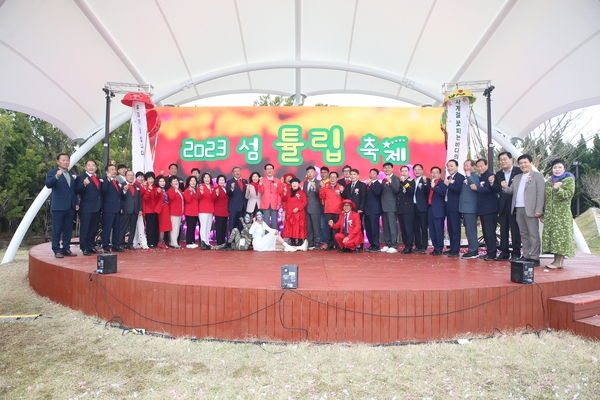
[428,166,446,255]
[75,160,102,256]
[46,153,79,258]
[364,168,383,252]
[459,160,480,259]
[226,166,248,233]
[441,160,464,257]
[412,164,431,254]
[473,158,499,261]
[101,164,124,253]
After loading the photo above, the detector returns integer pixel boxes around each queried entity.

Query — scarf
[551,171,575,183]
[250,181,261,193]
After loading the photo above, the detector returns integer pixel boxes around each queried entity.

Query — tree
[253,94,304,106]
[520,111,593,174]
[580,173,600,207]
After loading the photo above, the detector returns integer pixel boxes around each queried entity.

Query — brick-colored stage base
[29,243,600,343]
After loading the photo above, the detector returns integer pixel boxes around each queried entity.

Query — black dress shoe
[368,247,380,252]
[430,250,443,256]
[416,248,427,254]
[528,258,541,267]
[82,250,91,256]
[89,248,99,254]
[112,247,125,252]
[482,254,496,261]
[401,248,413,254]
[338,247,348,253]
[54,252,64,258]
[495,252,510,261]
[62,250,77,257]
[446,251,460,257]
[442,250,451,255]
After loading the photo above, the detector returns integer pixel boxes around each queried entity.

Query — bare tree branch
[580,174,600,207]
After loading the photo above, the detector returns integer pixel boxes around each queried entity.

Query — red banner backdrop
[152,107,446,179]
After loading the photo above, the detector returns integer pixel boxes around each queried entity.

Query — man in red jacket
[319,171,344,250]
[329,199,364,253]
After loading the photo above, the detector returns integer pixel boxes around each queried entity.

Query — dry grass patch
[1,250,599,399]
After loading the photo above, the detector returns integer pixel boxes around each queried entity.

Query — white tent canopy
[1,0,599,263]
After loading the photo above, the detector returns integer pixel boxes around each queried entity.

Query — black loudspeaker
[96,254,117,274]
[511,260,533,284]
[281,265,298,289]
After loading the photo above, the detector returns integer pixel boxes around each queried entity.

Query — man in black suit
[119,170,142,250]
[45,153,79,258]
[491,151,522,261]
[441,159,465,257]
[343,168,366,213]
[101,164,124,253]
[226,165,248,233]
[473,159,499,261]
[412,164,430,254]
[303,166,321,250]
[75,159,102,256]
[364,168,383,252]
[396,165,415,254]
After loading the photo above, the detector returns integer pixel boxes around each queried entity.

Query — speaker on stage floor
[511,260,533,284]
[281,265,298,289]
[97,254,117,274]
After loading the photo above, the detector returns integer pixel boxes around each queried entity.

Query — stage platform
[29,243,600,343]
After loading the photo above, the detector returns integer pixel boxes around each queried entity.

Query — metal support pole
[102,87,114,168]
[573,160,582,216]
[483,85,495,171]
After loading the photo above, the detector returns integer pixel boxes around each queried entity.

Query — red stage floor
[29,243,600,343]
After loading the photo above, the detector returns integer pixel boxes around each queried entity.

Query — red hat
[282,173,297,182]
[341,199,355,209]
[121,92,155,108]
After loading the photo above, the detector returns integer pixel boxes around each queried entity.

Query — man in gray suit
[380,162,401,253]
[459,160,480,259]
[504,154,545,266]
[303,166,321,250]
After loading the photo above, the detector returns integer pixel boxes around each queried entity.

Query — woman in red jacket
[282,177,308,247]
[183,175,200,248]
[212,174,229,245]
[142,172,161,248]
[167,176,184,248]
[155,175,172,249]
[198,172,215,250]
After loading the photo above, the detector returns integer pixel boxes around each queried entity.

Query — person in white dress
[249,211,307,252]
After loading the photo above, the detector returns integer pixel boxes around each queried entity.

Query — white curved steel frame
[2,62,589,263]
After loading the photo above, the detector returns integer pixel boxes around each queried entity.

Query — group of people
[47,152,575,268]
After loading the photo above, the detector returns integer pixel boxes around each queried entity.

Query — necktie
[344,213,349,235]
[428,180,436,205]
[351,182,355,191]
[91,174,100,189]
[129,185,135,195]
[63,169,71,186]
[346,178,350,184]
[445,175,452,202]
[112,179,119,191]
[238,179,243,190]
[413,177,419,203]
